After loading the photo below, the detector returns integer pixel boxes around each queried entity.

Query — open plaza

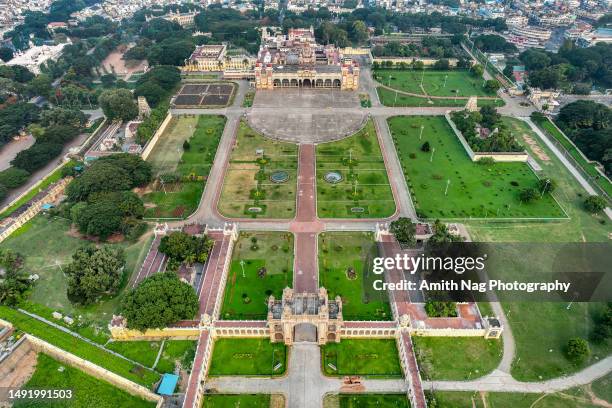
[0,43,610,408]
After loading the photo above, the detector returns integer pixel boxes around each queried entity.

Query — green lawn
[321,339,403,378]
[463,118,611,382]
[388,115,566,219]
[324,394,410,408]
[376,87,505,108]
[218,121,298,219]
[318,232,391,321]
[0,307,160,387]
[106,341,162,368]
[412,337,502,380]
[201,394,271,407]
[208,338,287,376]
[143,115,226,219]
[316,120,395,218]
[15,354,155,408]
[374,69,496,97]
[0,215,152,331]
[430,386,608,408]
[220,232,293,320]
[531,115,612,197]
[156,340,197,373]
[507,302,610,382]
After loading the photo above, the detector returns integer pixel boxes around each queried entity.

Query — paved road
[205,341,612,401]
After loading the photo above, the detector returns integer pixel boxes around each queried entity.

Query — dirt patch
[0,342,38,391]
[270,394,285,408]
[523,134,550,162]
[101,46,147,80]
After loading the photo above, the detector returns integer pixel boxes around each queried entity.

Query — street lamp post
[240,260,246,278]
[419,124,424,140]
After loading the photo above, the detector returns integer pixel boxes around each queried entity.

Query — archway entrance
[293,323,317,343]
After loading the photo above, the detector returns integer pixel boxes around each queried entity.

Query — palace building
[254,26,360,90]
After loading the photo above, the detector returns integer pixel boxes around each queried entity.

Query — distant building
[182,44,254,72]
[6,41,70,74]
[158,11,196,28]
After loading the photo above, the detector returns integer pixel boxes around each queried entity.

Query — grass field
[376,87,505,108]
[374,69,497,98]
[531,115,612,197]
[318,232,391,321]
[106,340,196,372]
[430,382,610,408]
[0,307,159,387]
[201,394,272,407]
[463,119,611,381]
[388,115,566,219]
[321,339,403,378]
[156,340,197,373]
[316,120,395,218]
[220,232,293,320]
[0,216,151,329]
[143,115,226,219]
[218,121,298,219]
[208,339,287,376]
[507,302,610,381]
[15,354,155,408]
[412,337,502,380]
[106,341,162,368]
[324,394,410,408]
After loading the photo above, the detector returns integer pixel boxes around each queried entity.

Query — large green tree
[121,273,199,330]
[65,246,125,305]
[98,89,138,122]
[389,217,416,247]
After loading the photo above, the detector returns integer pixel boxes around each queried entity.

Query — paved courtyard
[247,89,367,142]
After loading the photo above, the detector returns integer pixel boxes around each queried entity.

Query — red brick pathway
[290,144,322,293]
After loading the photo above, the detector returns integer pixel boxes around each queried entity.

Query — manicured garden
[201,394,274,407]
[412,337,502,380]
[143,115,226,218]
[0,307,160,387]
[15,353,155,408]
[388,115,566,219]
[377,87,504,108]
[318,232,391,321]
[531,114,612,197]
[208,338,287,376]
[324,394,409,408]
[316,120,395,218]
[321,339,402,378]
[220,232,294,320]
[374,69,497,97]
[0,216,151,330]
[218,121,298,219]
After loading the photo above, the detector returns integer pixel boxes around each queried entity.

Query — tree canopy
[121,273,199,330]
[98,89,138,122]
[390,217,416,247]
[65,246,125,305]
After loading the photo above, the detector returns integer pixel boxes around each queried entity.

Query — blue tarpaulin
[157,373,179,395]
